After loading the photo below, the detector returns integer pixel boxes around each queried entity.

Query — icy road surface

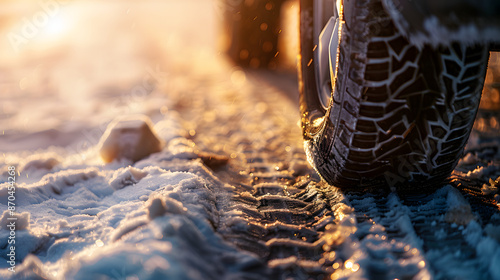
[1,0,500,279]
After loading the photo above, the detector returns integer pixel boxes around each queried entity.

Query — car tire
[299,0,490,191]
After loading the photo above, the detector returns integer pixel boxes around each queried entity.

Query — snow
[491,248,500,280]
[0,143,265,279]
[382,0,500,47]
[1,0,500,279]
[109,166,148,191]
[0,2,267,279]
[482,182,499,196]
[444,186,475,225]
[414,17,500,48]
[0,211,30,231]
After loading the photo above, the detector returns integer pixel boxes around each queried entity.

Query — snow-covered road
[1,1,500,279]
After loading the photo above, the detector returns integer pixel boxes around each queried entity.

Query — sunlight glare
[46,15,66,36]
[41,13,71,39]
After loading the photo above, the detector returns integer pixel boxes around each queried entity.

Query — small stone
[99,115,164,163]
[197,151,229,169]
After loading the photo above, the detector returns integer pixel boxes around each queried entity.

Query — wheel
[299,0,490,191]
[220,0,284,68]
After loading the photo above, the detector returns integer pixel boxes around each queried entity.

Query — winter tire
[299,0,490,191]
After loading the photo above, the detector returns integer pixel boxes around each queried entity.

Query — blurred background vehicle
[219,0,298,70]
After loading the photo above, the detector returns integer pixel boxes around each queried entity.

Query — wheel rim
[313,0,339,110]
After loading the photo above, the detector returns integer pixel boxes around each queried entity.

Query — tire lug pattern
[303,0,490,191]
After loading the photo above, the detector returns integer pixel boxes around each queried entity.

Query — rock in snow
[99,115,164,163]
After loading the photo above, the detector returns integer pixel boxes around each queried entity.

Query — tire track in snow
[166,59,500,279]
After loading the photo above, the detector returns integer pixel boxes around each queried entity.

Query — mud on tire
[299,0,490,191]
